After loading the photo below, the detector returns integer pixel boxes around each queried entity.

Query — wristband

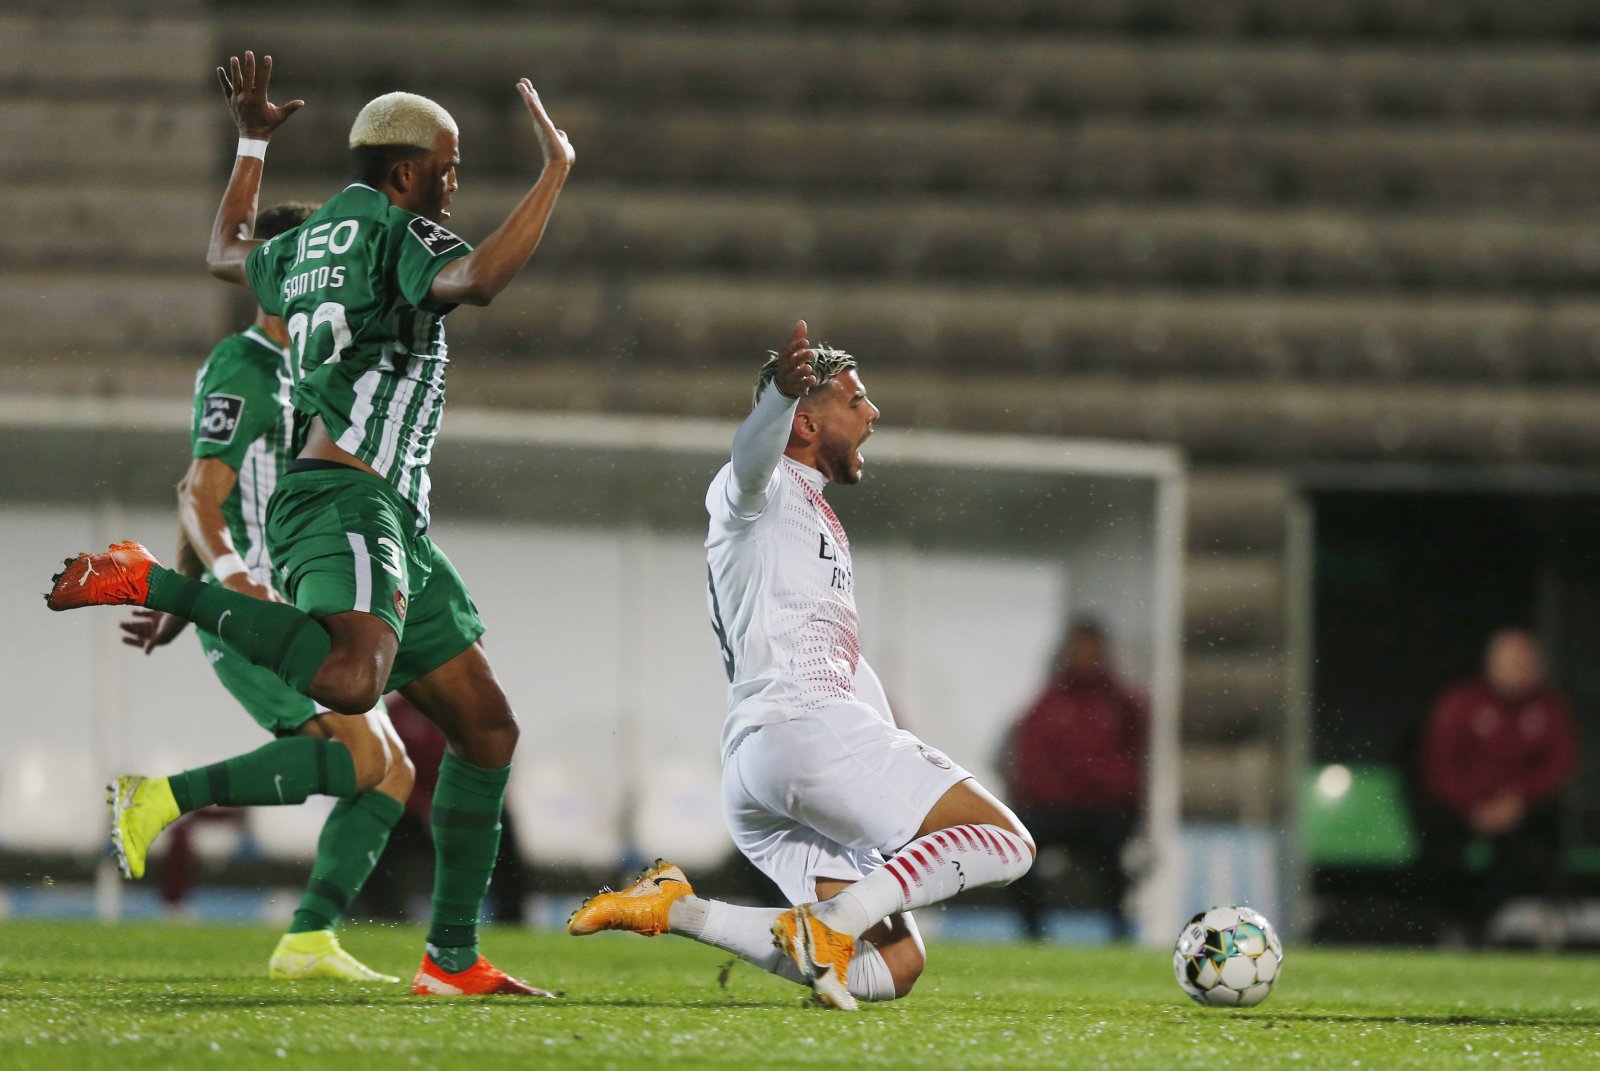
[210,552,247,584]
[236,137,268,160]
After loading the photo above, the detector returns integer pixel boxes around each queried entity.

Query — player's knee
[444,705,519,768]
[884,945,926,999]
[343,732,389,792]
[478,707,521,762]
[311,661,386,715]
[1014,822,1038,863]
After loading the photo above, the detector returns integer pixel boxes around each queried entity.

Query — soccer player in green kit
[47,52,574,996]
[118,201,415,983]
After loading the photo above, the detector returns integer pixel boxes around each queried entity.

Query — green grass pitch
[1,919,1596,1070]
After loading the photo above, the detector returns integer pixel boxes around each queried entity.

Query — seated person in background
[1002,618,1147,941]
[1416,628,1579,946]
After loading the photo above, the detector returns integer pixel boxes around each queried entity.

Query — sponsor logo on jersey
[407,217,466,256]
[198,393,245,444]
[394,589,408,620]
[918,745,952,770]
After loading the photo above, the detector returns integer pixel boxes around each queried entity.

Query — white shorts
[721,700,971,905]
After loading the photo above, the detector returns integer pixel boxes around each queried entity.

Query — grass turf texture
[0,920,1596,1070]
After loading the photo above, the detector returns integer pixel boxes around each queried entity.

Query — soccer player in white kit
[569,322,1035,1010]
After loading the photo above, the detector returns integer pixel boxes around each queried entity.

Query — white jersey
[706,453,863,760]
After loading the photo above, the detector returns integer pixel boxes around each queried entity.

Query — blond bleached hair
[348,91,458,150]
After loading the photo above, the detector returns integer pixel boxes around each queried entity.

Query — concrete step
[212,14,1600,124]
[213,0,1600,42]
[17,179,1600,299]
[1187,469,1293,555]
[1180,741,1282,824]
[0,14,212,96]
[250,89,1600,210]
[1181,650,1286,743]
[0,100,219,181]
[0,183,214,268]
[0,271,231,358]
[432,271,1600,386]
[1184,555,1286,652]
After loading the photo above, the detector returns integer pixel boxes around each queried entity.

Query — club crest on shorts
[393,589,408,620]
[918,745,952,770]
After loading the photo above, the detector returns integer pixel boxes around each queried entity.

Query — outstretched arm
[176,456,278,602]
[728,321,817,511]
[428,79,574,307]
[206,51,305,285]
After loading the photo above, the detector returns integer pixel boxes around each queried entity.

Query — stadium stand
[7,0,1600,830]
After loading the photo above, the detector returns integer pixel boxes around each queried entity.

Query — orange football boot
[45,541,159,610]
[411,954,556,997]
[772,903,858,1011]
[567,859,693,937]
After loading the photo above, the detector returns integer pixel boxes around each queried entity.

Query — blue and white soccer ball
[1172,905,1284,1007]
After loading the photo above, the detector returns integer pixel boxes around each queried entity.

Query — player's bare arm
[176,456,278,602]
[206,51,305,285]
[428,79,573,307]
[174,523,205,581]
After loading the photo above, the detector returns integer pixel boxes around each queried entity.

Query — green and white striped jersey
[245,183,473,532]
[190,326,302,584]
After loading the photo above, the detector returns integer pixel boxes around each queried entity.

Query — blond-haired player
[48,53,573,996]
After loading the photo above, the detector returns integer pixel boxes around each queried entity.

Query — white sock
[667,896,807,985]
[813,824,1033,938]
[847,939,897,1002]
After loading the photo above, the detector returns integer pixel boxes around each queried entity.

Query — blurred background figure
[1413,628,1579,946]
[1002,618,1148,941]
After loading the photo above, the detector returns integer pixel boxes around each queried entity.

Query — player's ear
[792,408,820,443]
[390,158,416,194]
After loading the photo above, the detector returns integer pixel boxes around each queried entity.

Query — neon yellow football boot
[269,930,399,983]
[107,774,180,880]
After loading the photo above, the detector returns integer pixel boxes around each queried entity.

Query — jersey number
[286,301,352,378]
[707,567,736,683]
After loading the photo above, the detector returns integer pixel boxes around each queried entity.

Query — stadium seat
[1302,763,1417,867]
[629,760,734,871]
[506,758,626,868]
[0,748,104,854]
[247,796,335,862]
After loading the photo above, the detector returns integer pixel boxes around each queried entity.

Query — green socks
[425,753,511,973]
[145,566,331,693]
[168,737,358,813]
[289,790,406,934]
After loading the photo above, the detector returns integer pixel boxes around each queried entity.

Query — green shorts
[198,627,318,736]
[265,466,486,692]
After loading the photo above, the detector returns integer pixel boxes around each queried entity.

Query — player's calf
[810,823,1035,942]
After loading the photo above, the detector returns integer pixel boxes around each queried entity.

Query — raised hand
[216,51,305,139]
[774,320,818,399]
[120,608,188,655]
[515,78,575,172]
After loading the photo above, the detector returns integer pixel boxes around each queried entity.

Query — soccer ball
[1172,905,1284,1007]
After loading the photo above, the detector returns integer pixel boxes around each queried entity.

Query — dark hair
[1068,617,1106,641]
[255,202,318,241]
[753,344,858,406]
[350,143,432,189]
